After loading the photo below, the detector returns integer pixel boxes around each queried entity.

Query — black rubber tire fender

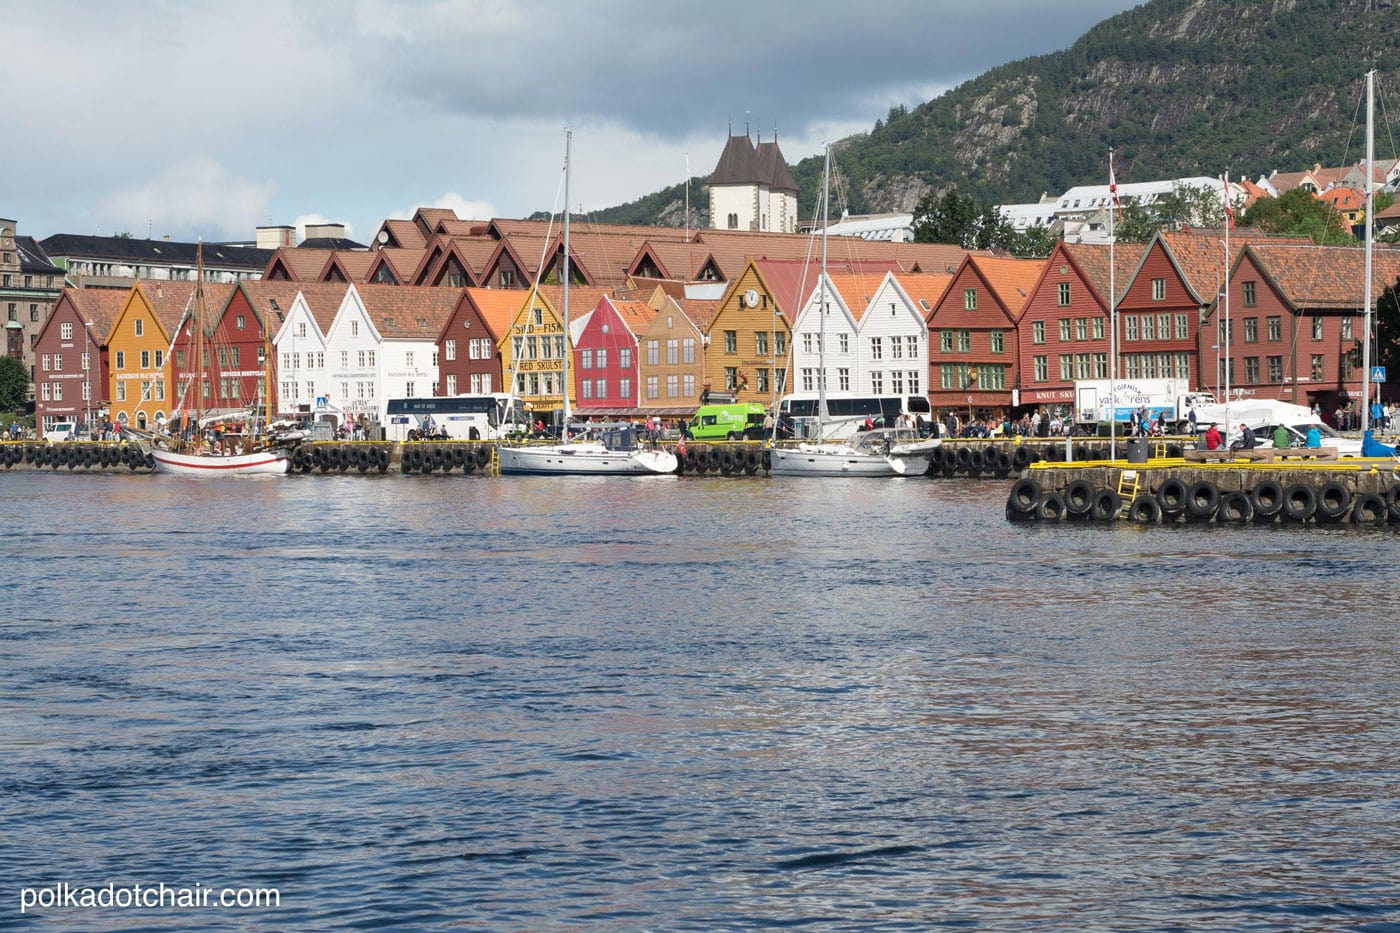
[1090,488,1122,521]
[1156,478,1189,515]
[1008,478,1042,513]
[1315,481,1351,521]
[1218,490,1254,523]
[1035,491,1067,521]
[1250,480,1285,519]
[927,445,946,469]
[475,447,491,469]
[1281,483,1316,522]
[1063,479,1095,517]
[967,448,986,475]
[1185,480,1220,520]
[1128,494,1162,524]
[1011,446,1033,470]
[1352,492,1386,524]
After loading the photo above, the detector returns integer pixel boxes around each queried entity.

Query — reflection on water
[2,473,1398,930]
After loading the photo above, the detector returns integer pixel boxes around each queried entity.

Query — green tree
[1241,187,1352,243]
[0,356,28,412]
[1006,224,1060,259]
[912,187,985,247]
[1113,198,1159,243]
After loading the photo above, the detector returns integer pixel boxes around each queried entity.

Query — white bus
[776,393,933,437]
[382,394,526,441]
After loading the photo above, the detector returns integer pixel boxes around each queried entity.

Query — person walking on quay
[1188,405,1198,435]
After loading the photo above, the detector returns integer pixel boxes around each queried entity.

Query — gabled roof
[1241,242,1400,309]
[1156,227,1308,305]
[1318,186,1366,213]
[603,298,658,337]
[355,284,463,340]
[263,246,333,281]
[288,282,353,336]
[131,279,234,338]
[891,272,955,318]
[676,297,721,331]
[229,280,310,334]
[53,287,128,342]
[965,256,1046,321]
[754,138,798,193]
[751,258,904,317]
[826,272,889,323]
[15,236,63,275]
[459,287,525,344]
[1060,241,1140,305]
[709,134,762,186]
[533,285,612,322]
[375,219,428,251]
[323,250,375,283]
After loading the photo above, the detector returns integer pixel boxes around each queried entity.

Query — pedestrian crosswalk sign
[1372,366,1386,382]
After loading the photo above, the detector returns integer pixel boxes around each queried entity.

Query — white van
[43,421,78,442]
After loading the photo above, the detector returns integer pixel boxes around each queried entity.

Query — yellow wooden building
[497,285,608,423]
[700,260,797,405]
[105,280,231,430]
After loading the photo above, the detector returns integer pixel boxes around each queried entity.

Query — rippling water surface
[3,471,1400,930]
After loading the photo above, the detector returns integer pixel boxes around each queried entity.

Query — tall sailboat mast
[194,241,205,432]
[562,128,572,432]
[817,143,830,427]
[1362,70,1375,433]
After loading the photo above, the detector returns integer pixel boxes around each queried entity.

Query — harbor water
[2,472,1399,930]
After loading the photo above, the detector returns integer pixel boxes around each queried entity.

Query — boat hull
[150,448,292,476]
[497,444,678,475]
[769,445,931,477]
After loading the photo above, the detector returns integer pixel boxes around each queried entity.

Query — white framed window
[61,322,73,340]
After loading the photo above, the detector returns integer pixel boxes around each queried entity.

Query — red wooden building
[926,255,1044,420]
[31,288,127,435]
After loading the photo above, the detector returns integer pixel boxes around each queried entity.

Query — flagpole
[1223,171,1231,441]
[1109,147,1118,462]
[1362,70,1375,434]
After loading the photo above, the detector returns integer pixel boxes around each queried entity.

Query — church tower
[708,129,799,233]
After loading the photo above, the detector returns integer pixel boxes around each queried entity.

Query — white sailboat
[496,130,678,477]
[769,145,939,477]
[149,244,300,476]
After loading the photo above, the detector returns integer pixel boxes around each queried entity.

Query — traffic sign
[1371,366,1386,382]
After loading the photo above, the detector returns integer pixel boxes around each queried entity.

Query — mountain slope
[592,0,1400,227]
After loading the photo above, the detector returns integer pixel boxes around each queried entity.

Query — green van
[685,402,768,441]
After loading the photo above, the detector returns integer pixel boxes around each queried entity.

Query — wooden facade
[926,256,1044,418]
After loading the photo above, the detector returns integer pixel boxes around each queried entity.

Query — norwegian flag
[1222,173,1235,228]
[1108,149,1124,220]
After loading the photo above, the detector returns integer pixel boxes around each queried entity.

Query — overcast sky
[4,0,1141,244]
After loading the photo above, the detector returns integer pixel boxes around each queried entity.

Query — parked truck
[1073,379,1214,435]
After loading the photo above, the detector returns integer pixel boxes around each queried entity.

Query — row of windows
[442,373,494,395]
[1120,352,1194,381]
[800,368,923,395]
[722,367,788,393]
[1217,315,1343,343]
[0,273,55,289]
[939,363,1007,391]
[580,348,633,370]
[38,381,94,402]
[645,337,699,365]
[1120,313,1191,341]
[722,329,789,354]
[39,352,94,372]
[580,378,633,400]
[5,302,41,322]
[511,335,566,361]
[644,373,699,399]
[443,338,494,361]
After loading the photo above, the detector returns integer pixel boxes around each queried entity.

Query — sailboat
[768,145,939,477]
[496,130,678,476]
[149,244,302,476]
